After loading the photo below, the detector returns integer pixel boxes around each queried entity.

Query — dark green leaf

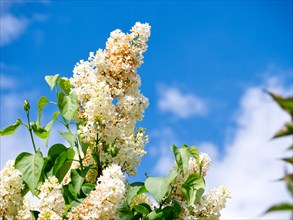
[37,96,49,125]
[53,148,75,182]
[267,91,293,116]
[0,119,22,136]
[71,169,86,196]
[273,121,293,138]
[58,91,79,121]
[48,144,67,161]
[15,151,44,195]
[45,74,59,91]
[31,210,40,220]
[172,200,181,217]
[282,157,293,164]
[58,77,72,95]
[265,203,293,213]
[59,131,76,147]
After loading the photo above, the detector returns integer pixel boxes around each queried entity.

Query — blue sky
[1,1,292,219]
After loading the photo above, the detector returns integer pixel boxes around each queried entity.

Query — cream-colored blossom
[38,209,62,220]
[39,176,66,217]
[16,196,35,220]
[0,160,24,219]
[68,164,125,220]
[129,193,154,209]
[70,22,151,175]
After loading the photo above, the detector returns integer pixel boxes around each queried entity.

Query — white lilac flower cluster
[172,154,231,219]
[68,164,126,220]
[70,22,151,175]
[0,160,24,219]
[38,176,66,219]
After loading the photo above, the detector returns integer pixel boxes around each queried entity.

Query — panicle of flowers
[70,22,151,175]
[0,160,24,219]
[38,176,66,218]
[16,196,35,220]
[68,164,126,220]
[192,186,231,219]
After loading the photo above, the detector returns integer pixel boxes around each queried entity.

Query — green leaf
[53,148,75,182]
[37,96,49,125]
[267,92,293,116]
[126,182,148,204]
[15,151,44,195]
[0,119,22,136]
[273,121,293,138]
[45,74,59,91]
[58,91,79,121]
[189,146,200,163]
[48,143,67,161]
[43,112,60,146]
[71,168,87,196]
[265,203,293,213]
[81,183,95,195]
[145,209,164,220]
[133,204,151,215]
[31,122,50,140]
[31,210,40,220]
[145,170,178,201]
[282,157,293,164]
[181,173,205,206]
[172,200,181,217]
[117,201,133,220]
[171,144,190,175]
[58,77,71,95]
[59,131,76,147]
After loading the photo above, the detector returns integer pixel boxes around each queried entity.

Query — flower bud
[24,99,30,112]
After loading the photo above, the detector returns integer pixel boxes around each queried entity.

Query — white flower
[38,209,62,220]
[0,160,24,219]
[193,186,231,219]
[68,164,126,220]
[70,22,151,175]
[16,196,35,220]
[39,176,66,217]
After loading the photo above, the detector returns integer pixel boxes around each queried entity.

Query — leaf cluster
[264,92,293,215]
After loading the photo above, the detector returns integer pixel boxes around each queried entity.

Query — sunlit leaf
[171,144,190,175]
[15,151,44,195]
[37,96,49,125]
[45,74,60,91]
[58,91,79,121]
[0,119,22,136]
[267,91,293,116]
[273,121,293,138]
[58,77,72,95]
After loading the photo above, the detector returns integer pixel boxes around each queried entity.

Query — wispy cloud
[157,85,207,118]
[0,14,28,46]
[151,76,292,219]
[0,1,49,47]
[205,77,292,219]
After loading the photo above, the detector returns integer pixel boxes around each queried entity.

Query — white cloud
[151,76,292,219]
[157,85,207,118]
[205,78,293,219]
[0,14,28,46]
[0,2,49,46]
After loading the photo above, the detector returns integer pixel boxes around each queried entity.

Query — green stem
[75,140,83,170]
[26,112,37,153]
